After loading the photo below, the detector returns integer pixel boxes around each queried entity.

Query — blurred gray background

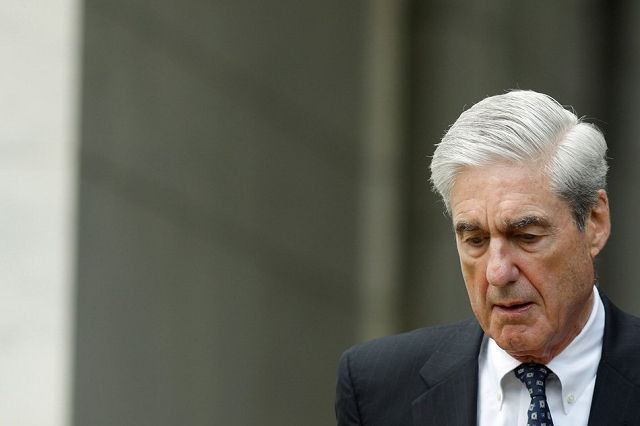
[68,0,640,425]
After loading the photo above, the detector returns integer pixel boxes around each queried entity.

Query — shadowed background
[12,0,639,425]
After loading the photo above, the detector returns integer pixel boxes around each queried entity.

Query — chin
[494,331,540,355]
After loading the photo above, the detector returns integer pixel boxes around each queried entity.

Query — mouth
[494,301,534,314]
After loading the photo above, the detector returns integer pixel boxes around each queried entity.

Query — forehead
[450,165,571,226]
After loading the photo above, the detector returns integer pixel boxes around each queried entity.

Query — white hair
[430,90,608,230]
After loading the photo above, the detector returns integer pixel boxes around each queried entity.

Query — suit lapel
[588,294,640,426]
[412,320,484,426]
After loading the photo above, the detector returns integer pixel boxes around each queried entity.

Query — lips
[499,301,531,308]
[494,301,534,314]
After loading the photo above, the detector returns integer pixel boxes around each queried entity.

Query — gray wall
[73,1,640,425]
[74,1,364,424]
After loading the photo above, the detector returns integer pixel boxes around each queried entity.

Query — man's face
[450,165,610,363]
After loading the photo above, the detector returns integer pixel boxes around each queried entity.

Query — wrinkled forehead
[449,164,573,228]
[445,160,550,206]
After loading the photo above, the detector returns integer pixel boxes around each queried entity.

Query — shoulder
[335,319,482,425]
[338,318,480,377]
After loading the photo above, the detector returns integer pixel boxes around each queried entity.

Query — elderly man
[335,91,640,426]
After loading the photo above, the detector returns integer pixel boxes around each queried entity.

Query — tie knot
[515,363,551,396]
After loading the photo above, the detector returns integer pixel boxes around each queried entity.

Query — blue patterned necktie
[514,363,554,426]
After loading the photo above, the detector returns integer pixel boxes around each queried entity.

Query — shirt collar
[486,285,604,413]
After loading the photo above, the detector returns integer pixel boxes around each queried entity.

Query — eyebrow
[454,215,551,234]
[504,215,551,230]
[454,221,483,233]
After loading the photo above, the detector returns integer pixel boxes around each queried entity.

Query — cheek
[460,261,488,307]
[529,247,590,313]
[460,256,487,286]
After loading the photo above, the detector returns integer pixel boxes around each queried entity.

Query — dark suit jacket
[335,295,640,425]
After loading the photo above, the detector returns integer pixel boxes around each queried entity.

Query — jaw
[488,315,581,364]
[485,313,557,363]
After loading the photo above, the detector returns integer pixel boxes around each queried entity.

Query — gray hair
[430,90,608,230]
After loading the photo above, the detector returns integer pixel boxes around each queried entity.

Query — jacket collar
[412,319,484,425]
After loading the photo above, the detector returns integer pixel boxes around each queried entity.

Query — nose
[485,239,519,287]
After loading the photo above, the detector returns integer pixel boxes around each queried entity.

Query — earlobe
[587,189,611,259]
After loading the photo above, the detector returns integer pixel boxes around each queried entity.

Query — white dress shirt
[477,286,605,426]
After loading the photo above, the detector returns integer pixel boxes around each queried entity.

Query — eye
[519,233,538,242]
[466,235,486,246]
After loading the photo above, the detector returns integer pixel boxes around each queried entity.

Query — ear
[586,189,611,259]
